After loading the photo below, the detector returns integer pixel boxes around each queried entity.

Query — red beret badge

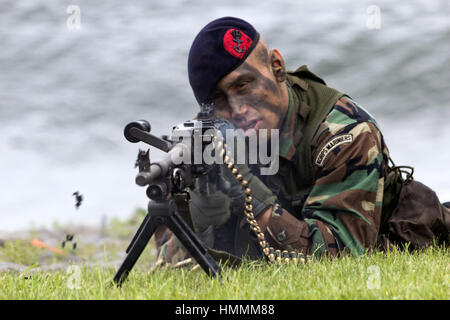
[223,28,253,59]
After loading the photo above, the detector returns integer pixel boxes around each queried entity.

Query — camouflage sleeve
[302,97,389,257]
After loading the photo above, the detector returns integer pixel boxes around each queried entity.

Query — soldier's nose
[229,98,249,122]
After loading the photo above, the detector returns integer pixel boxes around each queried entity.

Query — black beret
[188,17,260,106]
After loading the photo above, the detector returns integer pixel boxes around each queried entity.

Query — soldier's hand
[189,167,231,234]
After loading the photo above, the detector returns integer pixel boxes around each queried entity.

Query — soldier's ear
[269,49,286,82]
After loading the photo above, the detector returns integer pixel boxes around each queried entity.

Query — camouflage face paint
[212,60,287,133]
[235,62,283,115]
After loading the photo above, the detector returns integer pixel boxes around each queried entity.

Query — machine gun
[112,106,231,287]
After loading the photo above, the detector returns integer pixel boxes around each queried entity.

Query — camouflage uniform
[201,66,390,259]
[157,66,449,263]
[228,66,449,259]
[259,90,389,257]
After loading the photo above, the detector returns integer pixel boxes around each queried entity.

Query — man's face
[210,44,289,136]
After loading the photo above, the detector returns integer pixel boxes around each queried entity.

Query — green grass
[1,244,448,300]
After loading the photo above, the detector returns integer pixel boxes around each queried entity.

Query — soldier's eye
[235,81,250,92]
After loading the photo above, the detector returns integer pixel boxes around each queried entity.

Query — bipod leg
[112,213,158,287]
[111,199,222,287]
[165,210,222,280]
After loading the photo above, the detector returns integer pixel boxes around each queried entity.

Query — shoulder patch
[315,134,353,167]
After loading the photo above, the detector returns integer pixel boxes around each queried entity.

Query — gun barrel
[135,165,162,186]
[135,143,190,186]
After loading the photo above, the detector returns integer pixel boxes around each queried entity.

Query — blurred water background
[1,0,449,231]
